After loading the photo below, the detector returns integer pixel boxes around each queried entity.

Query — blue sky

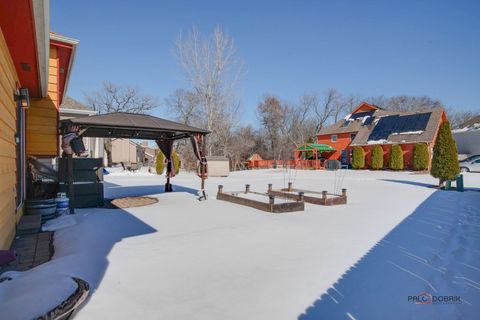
[51,0,480,124]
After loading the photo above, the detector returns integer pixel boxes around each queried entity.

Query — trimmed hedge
[413,143,429,171]
[156,151,181,175]
[390,145,404,170]
[156,152,165,175]
[431,121,460,183]
[371,145,384,170]
[172,151,181,175]
[352,147,365,169]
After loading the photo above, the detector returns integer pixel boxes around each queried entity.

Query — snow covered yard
[2,169,479,319]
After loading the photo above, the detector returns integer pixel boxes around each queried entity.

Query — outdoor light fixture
[15,87,30,108]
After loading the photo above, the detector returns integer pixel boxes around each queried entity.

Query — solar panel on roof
[367,112,433,141]
[394,115,409,132]
[350,110,375,120]
[403,114,418,132]
[363,116,375,125]
[368,115,399,140]
[412,112,431,131]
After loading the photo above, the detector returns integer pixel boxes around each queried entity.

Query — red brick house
[316,102,447,169]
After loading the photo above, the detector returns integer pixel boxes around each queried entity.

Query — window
[350,133,356,141]
[331,135,337,142]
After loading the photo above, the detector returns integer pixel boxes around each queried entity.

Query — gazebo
[293,143,336,169]
[59,112,210,211]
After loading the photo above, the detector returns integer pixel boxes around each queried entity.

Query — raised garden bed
[216,185,304,213]
[267,183,347,206]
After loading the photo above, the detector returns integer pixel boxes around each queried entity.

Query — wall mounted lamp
[15,87,30,108]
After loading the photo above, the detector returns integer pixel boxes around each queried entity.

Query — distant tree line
[84,27,479,171]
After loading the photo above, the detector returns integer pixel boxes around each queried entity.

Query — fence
[247,159,325,170]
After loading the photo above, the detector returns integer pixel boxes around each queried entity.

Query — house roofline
[350,140,434,147]
[50,33,79,104]
[60,107,97,116]
[32,0,50,98]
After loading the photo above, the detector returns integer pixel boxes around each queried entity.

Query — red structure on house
[316,102,447,170]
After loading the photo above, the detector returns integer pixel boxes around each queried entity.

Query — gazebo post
[166,176,171,192]
[201,134,207,191]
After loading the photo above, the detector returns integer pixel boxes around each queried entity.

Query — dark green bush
[390,145,404,170]
[431,122,460,184]
[371,145,384,170]
[413,143,429,171]
[352,147,365,169]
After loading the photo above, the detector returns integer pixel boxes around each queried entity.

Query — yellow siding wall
[0,29,19,250]
[26,45,58,156]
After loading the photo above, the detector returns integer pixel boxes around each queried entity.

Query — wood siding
[26,45,59,156]
[0,28,19,249]
[317,132,354,161]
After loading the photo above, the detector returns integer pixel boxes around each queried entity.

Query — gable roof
[351,102,381,114]
[296,143,335,152]
[318,106,445,146]
[60,96,94,112]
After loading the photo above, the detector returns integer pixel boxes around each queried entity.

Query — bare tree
[366,95,443,112]
[281,98,316,148]
[446,108,480,129]
[165,89,200,125]
[257,96,286,160]
[228,126,257,170]
[313,89,340,133]
[173,26,243,156]
[85,82,158,166]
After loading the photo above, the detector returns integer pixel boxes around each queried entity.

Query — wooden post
[267,184,272,192]
[342,188,347,197]
[322,190,328,200]
[298,192,304,202]
[66,154,75,214]
[245,184,250,193]
[288,182,293,191]
[269,194,275,212]
[218,185,223,194]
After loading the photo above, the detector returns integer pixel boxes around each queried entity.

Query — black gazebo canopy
[59,112,210,210]
[60,112,210,140]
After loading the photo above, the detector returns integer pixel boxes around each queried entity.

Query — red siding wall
[317,132,355,161]
[347,143,434,170]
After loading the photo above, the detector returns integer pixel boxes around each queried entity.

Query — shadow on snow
[298,189,480,320]
[104,181,200,199]
[380,178,480,192]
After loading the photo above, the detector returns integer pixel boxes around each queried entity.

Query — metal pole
[201,135,206,191]
[199,134,207,200]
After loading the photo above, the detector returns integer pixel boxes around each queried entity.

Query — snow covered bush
[431,121,460,185]
[390,145,404,170]
[156,152,165,174]
[371,145,384,170]
[352,147,365,169]
[413,143,429,171]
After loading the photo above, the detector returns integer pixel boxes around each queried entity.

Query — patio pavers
[0,231,54,273]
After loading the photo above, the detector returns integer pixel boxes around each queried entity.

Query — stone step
[16,215,42,235]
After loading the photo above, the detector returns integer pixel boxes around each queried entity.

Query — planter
[26,199,57,222]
